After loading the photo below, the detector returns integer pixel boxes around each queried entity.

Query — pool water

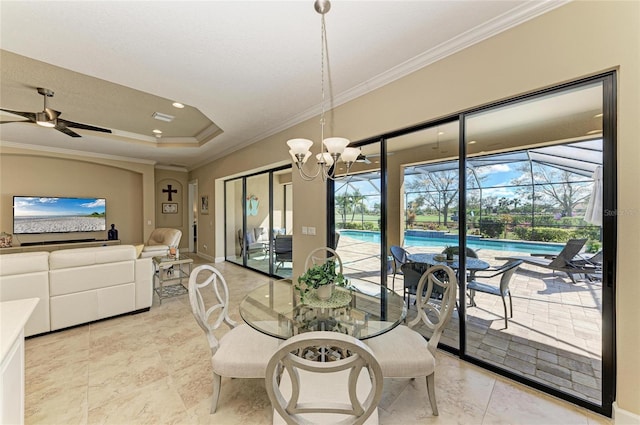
[339,230,564,255]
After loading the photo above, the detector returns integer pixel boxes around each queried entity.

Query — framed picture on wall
[162,203,178,214]
[201,195,209,215]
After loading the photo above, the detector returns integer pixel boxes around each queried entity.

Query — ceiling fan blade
[54,122,82,138]
[356,153,372,164]
[0,108,36,122]
[0,119,31,124]
[59,118,112,134]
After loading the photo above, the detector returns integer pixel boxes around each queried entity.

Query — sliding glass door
[224,166,293,277]
[329,73,615,415]
[463,80,608,407]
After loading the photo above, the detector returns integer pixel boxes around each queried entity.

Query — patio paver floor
[336,235,603,404]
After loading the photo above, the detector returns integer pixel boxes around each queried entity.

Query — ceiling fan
[0,87,112,138]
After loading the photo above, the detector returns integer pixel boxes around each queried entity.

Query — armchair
[140,228,182,258]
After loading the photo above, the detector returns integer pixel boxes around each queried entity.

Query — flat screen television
[13,196,106,234]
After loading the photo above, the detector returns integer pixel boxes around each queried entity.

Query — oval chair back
[266,331,383,425]
[304,247,343,274]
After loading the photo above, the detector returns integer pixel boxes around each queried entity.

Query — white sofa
[0,245,153,337]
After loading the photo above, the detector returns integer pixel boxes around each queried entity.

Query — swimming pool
[339,229,564,255]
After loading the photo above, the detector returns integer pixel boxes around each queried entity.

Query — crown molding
[0,140,156,165]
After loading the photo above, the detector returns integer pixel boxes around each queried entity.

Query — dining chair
[304,247,343,273]
[365,265,457,416]
[188,264,280,413]
[390,245,410,291]
[467,259,523,329]
[265,331,383,425]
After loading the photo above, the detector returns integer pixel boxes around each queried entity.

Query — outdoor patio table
[239,279,406,340]
[408,253,490,284]
[408,253,490,275]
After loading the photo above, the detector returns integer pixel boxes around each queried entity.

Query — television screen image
[13,196,106,234]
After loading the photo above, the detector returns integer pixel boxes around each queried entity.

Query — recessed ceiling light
[438,131,445,136]
[153,129,163,134]
[586,129,602,135]
[172,102,185,109]
[594,113,603,118]
[468,140,477,144]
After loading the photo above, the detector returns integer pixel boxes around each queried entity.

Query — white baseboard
[195,252,215,262]
[614,402,640,424]
[214,256,225,263]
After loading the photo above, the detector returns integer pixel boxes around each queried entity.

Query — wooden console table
[0,240,120,254]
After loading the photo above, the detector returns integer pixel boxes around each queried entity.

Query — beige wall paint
[0,0,635,416]
[191,1,639,416]
[154,168,189,249]
[0,146,156,245]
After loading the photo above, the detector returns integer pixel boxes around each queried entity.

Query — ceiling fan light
[35,112,56,128]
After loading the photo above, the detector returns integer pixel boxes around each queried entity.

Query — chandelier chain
[286,0,359,182]
[320,13,326,144]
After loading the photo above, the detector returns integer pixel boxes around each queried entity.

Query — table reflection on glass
[239,280,406,340]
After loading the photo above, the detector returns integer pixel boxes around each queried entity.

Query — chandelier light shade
[287,0,360,181]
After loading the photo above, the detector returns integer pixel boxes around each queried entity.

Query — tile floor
[23,257,610,425]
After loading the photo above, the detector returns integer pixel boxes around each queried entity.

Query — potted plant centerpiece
[443,246,457,261]
[295,260,348,302]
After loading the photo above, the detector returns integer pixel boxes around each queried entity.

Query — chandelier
[287,0,360,181]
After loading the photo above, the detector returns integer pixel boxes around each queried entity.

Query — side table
[152,256,194,304]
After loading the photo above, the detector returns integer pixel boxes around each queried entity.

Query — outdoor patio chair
[441,246,479,258]
[400,262,430,311]
[274,234,292,272]
[495,238,597,283]
[238,228,268,259]
[467,259,523,329]
[365,265,457,416]
[266,331,383,425]
[571,250,603,281]
[390,245,410,291]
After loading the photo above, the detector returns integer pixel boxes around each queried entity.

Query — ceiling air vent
[152,112,175,122]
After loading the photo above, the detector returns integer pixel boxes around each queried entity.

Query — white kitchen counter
[1,297,38,425]
[0,298,38,361]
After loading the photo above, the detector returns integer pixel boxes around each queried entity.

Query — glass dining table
[239,279,407,340]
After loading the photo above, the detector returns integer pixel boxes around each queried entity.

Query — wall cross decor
[162,184,178,201]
